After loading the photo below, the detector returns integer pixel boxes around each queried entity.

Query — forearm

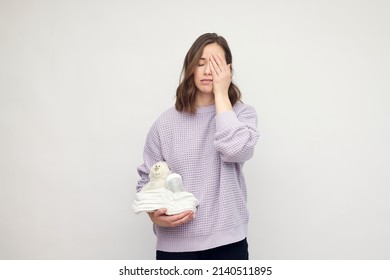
[214,105,260,162]
[214,91,232,114]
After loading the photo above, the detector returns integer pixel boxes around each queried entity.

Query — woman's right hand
[147,208,194,227]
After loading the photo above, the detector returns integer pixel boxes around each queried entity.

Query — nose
[204,61,211,75]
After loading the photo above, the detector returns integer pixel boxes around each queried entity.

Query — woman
[136,33,260,260]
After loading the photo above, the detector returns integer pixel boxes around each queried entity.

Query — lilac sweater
[136,102,260,252]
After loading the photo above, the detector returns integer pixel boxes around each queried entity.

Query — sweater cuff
[215,111,240,131]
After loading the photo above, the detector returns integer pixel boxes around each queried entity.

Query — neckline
[195,104,216,114]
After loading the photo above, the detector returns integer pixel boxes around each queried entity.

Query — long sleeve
[136,121,164,192]
[214,104,260,163]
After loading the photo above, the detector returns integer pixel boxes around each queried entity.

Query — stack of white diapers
[132,188,199,215]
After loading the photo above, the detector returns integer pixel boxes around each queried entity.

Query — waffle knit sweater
[136,102,260,252]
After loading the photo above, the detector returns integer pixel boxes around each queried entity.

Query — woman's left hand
[210,53,231,96]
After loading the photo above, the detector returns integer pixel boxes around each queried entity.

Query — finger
[215,53,230,73]
[214,53,224,64]
[187,212,194,221]
[169,210,192,221]
[181,211,194,222]
[171,211,193,226]
[210,55,222,73]
[147,211,154,217]
[209,58,217,77]
[210,57,222,78]
[168,210,192,223]
[214,53,227,69]
[154,208,168,217]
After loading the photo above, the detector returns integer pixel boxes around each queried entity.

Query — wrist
[214,92,232,113]
[213,90,228,97]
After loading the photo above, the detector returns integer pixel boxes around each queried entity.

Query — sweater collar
[195,104,216,114]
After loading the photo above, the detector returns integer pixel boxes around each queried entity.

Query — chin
[199,87,213,95]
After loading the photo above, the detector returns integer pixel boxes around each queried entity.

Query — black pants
[156,238,249,260]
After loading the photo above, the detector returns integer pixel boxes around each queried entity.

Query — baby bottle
[165,173,185,192]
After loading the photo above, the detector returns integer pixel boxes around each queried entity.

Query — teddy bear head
[149,161,171,181]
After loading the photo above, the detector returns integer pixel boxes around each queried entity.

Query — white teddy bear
[140,161,171,191]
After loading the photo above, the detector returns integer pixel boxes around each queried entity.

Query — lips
[201,79,213,84]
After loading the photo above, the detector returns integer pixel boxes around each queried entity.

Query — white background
[0,0,389,259]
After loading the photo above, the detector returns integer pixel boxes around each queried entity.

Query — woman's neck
[195,92,215,107]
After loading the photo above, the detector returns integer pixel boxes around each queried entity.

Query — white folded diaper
[132,188,199,215]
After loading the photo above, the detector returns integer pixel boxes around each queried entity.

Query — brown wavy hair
[175,33,241,114]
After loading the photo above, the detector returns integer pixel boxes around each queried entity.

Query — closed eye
[198,58,206,67]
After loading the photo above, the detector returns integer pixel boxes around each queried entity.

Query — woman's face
[193,43,226,95]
